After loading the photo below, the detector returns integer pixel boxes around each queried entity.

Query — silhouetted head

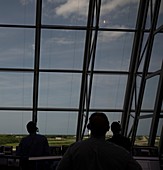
[26,121,38,134]
[87,112,110,137]
[111,121,121,134]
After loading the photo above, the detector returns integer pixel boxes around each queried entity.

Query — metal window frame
[0,0,162,153]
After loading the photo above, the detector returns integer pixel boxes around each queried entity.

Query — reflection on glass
[0,0,35,25]
[149,34,163,72]
[106,112,122,123]
[38,111,77,135]
[142,76,159,109]
[95,32,133,71]
[38,73,81,108]
[0,0,161,149]
[0,72,33,107]
[137,33,149,72]
[0,111,32,134]
[40,30,85,69]
[99,0,139,28]
[42,0,89,26]
[90,75,127,109]
[157,0,163,28]
[135,117,152,146]
[0,28,35,68]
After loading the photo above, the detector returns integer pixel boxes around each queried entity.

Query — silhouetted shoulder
[107,134,131,151]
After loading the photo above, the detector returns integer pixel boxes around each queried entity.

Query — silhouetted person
[56,112,142,170]
[17,121,50,170]
[107,121,131,152]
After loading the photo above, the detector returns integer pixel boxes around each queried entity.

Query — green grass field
[0,134,160,150]
[0,135,76,150]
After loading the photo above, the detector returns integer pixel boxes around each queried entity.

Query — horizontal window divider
[92,71,128,75]
[32,108,125,112]
[0,24,154,34]
[39,69,129,74]
[39,69,83,73]
[0,107,33,111]
[0,107,161,113]
[42,25,88,30]
[0,24,35,28]
[0,68,34,72]
[0,68,129,74]
[89,109,160,113]
[0,68,155,76]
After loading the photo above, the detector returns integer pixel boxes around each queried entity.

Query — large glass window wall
[0,0,162,153]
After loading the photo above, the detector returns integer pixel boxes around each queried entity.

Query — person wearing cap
[17,121,50,157]
[56,112,142,170]
[107,121,131,152]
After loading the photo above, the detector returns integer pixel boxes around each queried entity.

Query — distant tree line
[0,135,20,145]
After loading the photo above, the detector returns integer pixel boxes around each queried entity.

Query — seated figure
[107,121,131,152]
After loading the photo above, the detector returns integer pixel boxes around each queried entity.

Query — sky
[0,0,162,136]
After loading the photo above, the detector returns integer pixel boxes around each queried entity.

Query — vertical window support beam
[121,0,149,136]
[130,0,161,146]
[81,0,101,139]
[76,0,101,141]
[76,0,95,141]
[33,0,42,123]
[148,61,163,146]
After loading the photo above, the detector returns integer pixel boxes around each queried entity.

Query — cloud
[47,0,66,3]
[44,37,73,46]
[53,37,74,45]
[100,0,137,15]
[55,0,137,17]
[55,0,88,17]
[19,0,32,6]
[98,25,127,42]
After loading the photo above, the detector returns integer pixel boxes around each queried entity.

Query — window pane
[0,0,36,25]
[155,118,163,146]
[135,117,152,146]
[40,30,85,69]
[0,111,32,134]
[138,33,149,72]
[157,0,163,28]
[0,28,35,68]
[42,0,89,26]
[0,72,33,107]
[99,0,139,28]
[128,115,134,135]
[95,32,134,71]
[132,76,158,110]
[157,118,163,136]
[38,73,81,108]
[90,75,127,109]
[137,118,152,136]
[106,112,122,123]
[38,111,78,135]
[149,33,163,72]
[142,76,159,109]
